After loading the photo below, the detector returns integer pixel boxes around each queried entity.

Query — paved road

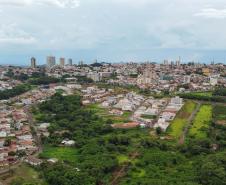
[24,105,43,156]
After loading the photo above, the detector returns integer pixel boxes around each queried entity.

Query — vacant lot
[39,145,78,163]
[167,101,197,139]
[1,163,46,185]
[189,105,212,139]
[86,103,132,124]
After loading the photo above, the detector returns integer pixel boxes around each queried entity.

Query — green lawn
[141,114,157,119]
[167,101,197,139]
[39,145,78,163]
[190,92,212,97]
[189,105,212,139]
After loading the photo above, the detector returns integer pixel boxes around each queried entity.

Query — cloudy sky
[0,0,226,65]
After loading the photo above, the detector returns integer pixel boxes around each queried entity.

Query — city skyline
[1,49,226,66]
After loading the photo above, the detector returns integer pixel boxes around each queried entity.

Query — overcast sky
[0,0,226,65]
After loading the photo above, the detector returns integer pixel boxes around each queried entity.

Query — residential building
[31,57,36,68]
[46,56,56,68]
[68,58,73,65]
[60,58,65,66]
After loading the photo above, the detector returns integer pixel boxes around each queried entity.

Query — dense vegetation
[31,94,226,185]
[33,94,119,184]
[179,93,226,103]
[75,75,94,84]
[0,74,61,100]
[213,87,226,96]
[28,76,61,85]
[209,105,226,148]
[0,84,31,100]
[5,69,46,82]
[179,88,226,103]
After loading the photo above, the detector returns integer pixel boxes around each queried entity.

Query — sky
[0,0,226,65]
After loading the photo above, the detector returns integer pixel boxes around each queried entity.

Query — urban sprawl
[0,56,225,181]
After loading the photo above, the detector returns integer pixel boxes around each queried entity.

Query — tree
[106,119,113,125]
[4,137,11,146]
[156,127,162,135]
[199,161,226,185]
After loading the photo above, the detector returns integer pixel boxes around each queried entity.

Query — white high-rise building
[59,58,65,66]
[163,60,169,65]
[46,56,56,68]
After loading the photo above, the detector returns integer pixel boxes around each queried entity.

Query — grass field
[86,103,132,124]
[1,163,46,185]
[189,92,212,97]
[167,101,197,139]
[189,105,212,139]
[141,114,157,119]
[39,145,78,163]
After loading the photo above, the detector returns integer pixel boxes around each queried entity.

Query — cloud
[0,23,37,44]
[194,8,226,19]
[1,0,226,59]
[0,37,36,44]
[0,0,80,8]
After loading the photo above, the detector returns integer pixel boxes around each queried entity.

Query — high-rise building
[46,56,56,68]
[170,61,174,69]
[68,58,73,66]
[163,60,169,65]
[171,61,174,66]
[79,61,84,66]
[176,56,181,66]
[176,60,180,66]
[31,57,36,68]
[59,58,65,66]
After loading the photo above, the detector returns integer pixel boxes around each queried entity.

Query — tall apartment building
[176,60,180,66]
[68,58,73,66]
[78,61,84,66]
[176,57,181,66]
[59,58,65,66]
[163,60,169,65]
[46,56,56,68]
[31,57,36,68]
